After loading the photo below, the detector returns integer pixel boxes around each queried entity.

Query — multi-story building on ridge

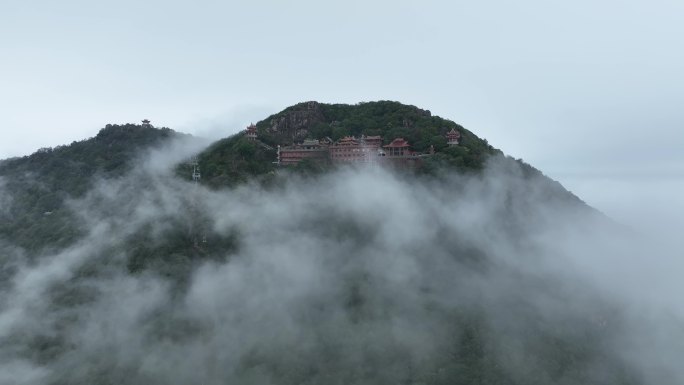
[278,139,329,166]
[329,136,383,164]
[271,133,435,167]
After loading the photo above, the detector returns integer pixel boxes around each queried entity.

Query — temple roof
[447,128,460,136]
[335,136,360,146]
[383,138,410,148]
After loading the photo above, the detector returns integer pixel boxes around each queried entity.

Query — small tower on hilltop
[446,128,461,146]
[245,123,258,141]
[142,119,152,128]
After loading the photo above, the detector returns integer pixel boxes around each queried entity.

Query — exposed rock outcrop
[268,101,326,143]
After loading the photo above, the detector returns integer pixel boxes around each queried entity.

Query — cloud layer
[0,140,682,384]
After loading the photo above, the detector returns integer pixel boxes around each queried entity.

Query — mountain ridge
[0,101,591,239]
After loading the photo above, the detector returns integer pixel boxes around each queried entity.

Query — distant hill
[0,123,183,252]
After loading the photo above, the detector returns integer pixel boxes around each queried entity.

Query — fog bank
[0,141,682,384]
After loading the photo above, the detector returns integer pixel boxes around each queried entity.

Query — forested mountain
[0,102,651,385]
[0,124,183,252]
[193,101,580,199]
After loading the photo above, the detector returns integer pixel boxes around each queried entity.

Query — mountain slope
[0,123,183,252]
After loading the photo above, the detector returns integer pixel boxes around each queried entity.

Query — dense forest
[0,124,182,252]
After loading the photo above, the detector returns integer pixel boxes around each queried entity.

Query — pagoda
[245,123,258,141]
[446,128,461,146]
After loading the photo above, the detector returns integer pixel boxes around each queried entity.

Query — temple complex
[275,134,429,167]
[244,122,460,167]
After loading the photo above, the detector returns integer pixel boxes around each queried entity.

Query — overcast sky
[1,0,682,229]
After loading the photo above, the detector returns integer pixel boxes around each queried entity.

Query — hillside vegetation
[0,124,180,253]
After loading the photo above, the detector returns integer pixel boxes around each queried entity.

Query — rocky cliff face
[267,101,326,143]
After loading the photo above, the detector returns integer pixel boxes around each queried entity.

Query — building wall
[280,148,328,165]
[330,145,380,163]
[278,136,419,167]
[385,147,409,157]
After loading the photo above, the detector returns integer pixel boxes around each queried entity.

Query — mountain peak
[193,100,502,187]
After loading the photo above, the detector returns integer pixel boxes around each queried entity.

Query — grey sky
[1,0,682,226]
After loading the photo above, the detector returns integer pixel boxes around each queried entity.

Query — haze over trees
[0,102,679,384]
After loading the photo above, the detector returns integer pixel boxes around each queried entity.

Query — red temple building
[446,128,461,146]
[275,134,420,168]
[245,123,258,141]
[381,137,420,168]
[330,136,382,164]
[383,138,411,157]
[279,139,329,166]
